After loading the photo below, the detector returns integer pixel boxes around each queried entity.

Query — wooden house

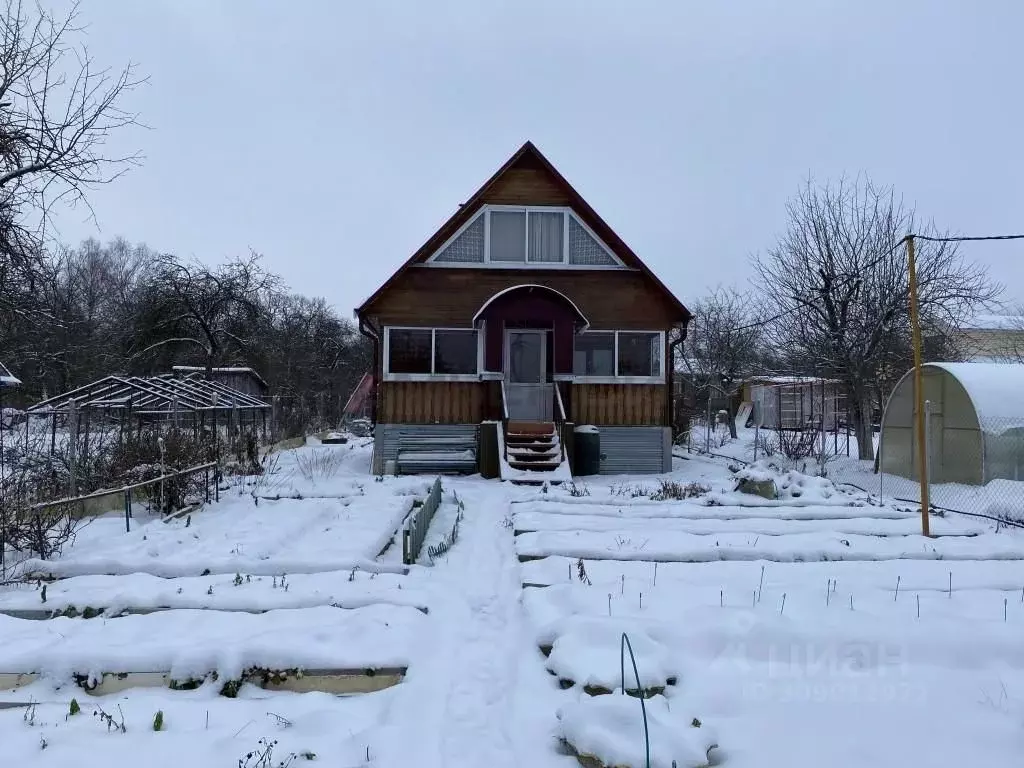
[355,141,691,478]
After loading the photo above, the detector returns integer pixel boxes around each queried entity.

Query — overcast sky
[53,0,1024,315]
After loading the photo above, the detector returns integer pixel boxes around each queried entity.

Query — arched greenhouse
[880,362,1024,486]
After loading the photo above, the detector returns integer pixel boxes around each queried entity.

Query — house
[954,314,1024,362]
[171,366,269,399]
[355,141,692,478]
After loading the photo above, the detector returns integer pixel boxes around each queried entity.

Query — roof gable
[356,141,690,322]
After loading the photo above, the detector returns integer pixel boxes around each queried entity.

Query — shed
[880,362,1024,485]
[743,376,843,431]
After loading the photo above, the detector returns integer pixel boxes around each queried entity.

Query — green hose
[620,632,651,768]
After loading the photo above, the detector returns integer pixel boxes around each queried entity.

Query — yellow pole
[906,235,931,537]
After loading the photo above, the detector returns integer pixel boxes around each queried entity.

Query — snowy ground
[1,436,1023,767]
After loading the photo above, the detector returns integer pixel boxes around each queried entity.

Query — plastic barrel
[574,426,601,476]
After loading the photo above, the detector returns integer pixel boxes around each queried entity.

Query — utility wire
[716,231,1024,334]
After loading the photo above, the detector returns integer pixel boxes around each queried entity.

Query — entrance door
[505,330,552,421]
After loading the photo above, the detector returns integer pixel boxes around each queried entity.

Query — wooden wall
[377,381,504,424]
[367,268,680,330]
[571,384,668,426]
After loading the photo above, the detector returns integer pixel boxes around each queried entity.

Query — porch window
[385,328,479,379]
[617,332,662,377]
[572,331,664,381]
[573,332,615,376]
[387,329,433,374]
[434,329,478,374]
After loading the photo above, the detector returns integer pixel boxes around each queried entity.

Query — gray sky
[55,0,1024,315]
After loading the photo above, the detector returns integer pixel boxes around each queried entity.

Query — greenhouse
[880,362,1024,485]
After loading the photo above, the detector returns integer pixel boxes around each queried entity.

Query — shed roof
[928,362,1024,433]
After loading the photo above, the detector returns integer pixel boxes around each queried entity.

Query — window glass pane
[388,329,432,374]
[568,216,616,265]
[435,215,484,262]
[434,330,478,375]
[617,332,661,377]
[573,332,615,376]
[489,211,526,262]
[528,211,564,262]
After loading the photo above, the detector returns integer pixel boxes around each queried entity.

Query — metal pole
[924,399,932,503]
[907,235,931,536]
[878,424,884,503]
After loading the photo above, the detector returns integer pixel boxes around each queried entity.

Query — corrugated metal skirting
[373,423,479,474]
[597,426,671,475]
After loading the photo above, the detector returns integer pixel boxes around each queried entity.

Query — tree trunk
[849,389,875,461]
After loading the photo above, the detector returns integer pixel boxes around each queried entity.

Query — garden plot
[15,488,416,579]
[2,685,390,768]
[513,509,986,537]
[522,582,1024,768]
[0,603,422,689]
[514,498,910,520]
[0,569,428,618]
[523,555,1024,595]
[516,527,1024,563]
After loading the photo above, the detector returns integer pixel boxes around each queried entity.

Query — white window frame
[383,326,481,382]
[559,329,666,384]
[426,205,625,269]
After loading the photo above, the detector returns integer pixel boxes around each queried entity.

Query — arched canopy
[471,284,589,330]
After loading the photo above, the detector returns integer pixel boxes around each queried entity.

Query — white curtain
[528,211,564,263]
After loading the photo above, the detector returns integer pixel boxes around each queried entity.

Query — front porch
[373,284,671,477]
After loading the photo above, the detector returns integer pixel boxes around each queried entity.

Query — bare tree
[0,0,143,330]
[133,254,278,373]
[685,287,764,438]
[755,176,1000,460]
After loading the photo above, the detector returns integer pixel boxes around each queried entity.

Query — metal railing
[26,461,219,533]
[402,477,442,565]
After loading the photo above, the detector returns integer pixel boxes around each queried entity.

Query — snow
[558,694,718,768]
[574,424,599,434]
[926,361,1024,432]
[3,434,1024,768]
[544,617,679,691]
[0,604,421,683]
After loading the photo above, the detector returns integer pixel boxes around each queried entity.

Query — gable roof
[355,141,691,323]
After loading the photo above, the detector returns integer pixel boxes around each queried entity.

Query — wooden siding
[377,381,490,424]
[482,168,573,206]
[368,269,679,330]
[571,384,668,426]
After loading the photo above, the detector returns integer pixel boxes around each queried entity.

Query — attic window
[428,206,621,267]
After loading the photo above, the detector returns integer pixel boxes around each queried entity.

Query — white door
[505,330,552,421]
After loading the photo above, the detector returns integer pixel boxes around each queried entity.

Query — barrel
[574,425,601,476]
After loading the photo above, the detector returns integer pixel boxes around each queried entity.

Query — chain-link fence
[829,411,1024,529]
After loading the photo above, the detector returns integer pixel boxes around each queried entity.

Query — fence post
[67,399,79,499]
[124,488,131,533]
[878,424,884,503]
[924,400,932,505]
